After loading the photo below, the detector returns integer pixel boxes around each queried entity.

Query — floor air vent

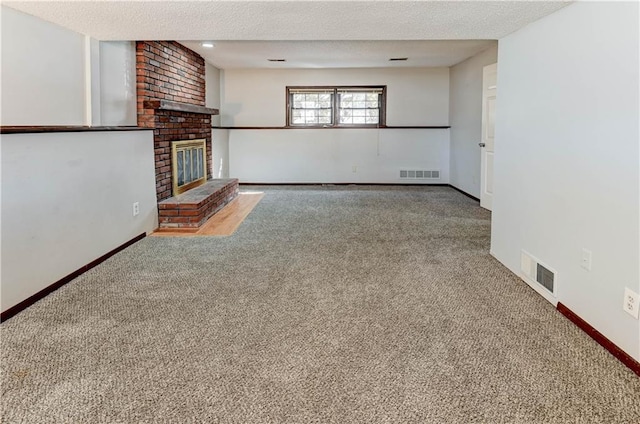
[400,170,440,180]
[521,250,556,296]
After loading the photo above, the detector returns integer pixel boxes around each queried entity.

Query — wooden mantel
[143,100,219,116]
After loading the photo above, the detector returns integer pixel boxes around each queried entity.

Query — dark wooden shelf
[383,126,450,129]
[212,125,450,130]
[144,100,219,115]
[0,126,150,134]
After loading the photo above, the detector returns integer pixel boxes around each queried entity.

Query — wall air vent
[267,59,286,62]
[389,58,408,61]
[521,250,556,296]
[536,263,555,293]
[400,170,440,180]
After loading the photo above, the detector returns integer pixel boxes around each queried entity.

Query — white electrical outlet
[580,248,592,271]
[132,202,140,217]
[352,165,357,173]
[623,287,639,319]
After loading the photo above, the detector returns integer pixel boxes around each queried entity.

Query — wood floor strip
[151,192,264,237]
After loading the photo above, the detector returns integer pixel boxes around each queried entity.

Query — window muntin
[287,86,385,127]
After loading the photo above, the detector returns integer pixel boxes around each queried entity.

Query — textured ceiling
[5,1,570,41]
[4,0,570,69]
[180,40,497,69]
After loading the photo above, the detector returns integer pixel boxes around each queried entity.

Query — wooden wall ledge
[212,125,450,130]
[0,126,150,134]
[143,100,219,115]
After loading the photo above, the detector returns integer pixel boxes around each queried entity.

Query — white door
[480,63,497,210]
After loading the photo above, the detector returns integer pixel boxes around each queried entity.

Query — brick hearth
[157,179,239,230]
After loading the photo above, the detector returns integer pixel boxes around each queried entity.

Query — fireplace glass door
[171,139,207,195]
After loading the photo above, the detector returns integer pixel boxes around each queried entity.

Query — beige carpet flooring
[1,185,639,423]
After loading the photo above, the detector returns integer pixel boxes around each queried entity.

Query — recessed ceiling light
[389,57,408,61]
[268,59,286,62]
[201,42,215,48]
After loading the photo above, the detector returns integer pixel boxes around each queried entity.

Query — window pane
[319,113,331,123]
[292,94,304,108]
[304,93,319,109]
[340,108,353,124]
[338,89,381,125]
[290,90,334,125]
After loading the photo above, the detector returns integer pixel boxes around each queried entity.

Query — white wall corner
[490,1,639,360]
[205,62,222,127]
[1,6,86,125]
[85,36,101,126]
[448,43,498,198]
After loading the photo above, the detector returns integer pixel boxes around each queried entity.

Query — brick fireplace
[136,41,214,201]
[136,41,238,230]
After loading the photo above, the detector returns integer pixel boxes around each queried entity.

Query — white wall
[492,2,639,360]
[100,41,137,126]
[1,6,86,125]
[1,130,158,312]
[230,128,449,183]
[222,67,449,127]
[212,129,230,178]
[1,7,139,127]
[222,67,450,183]
[87,38,102,126]
[449,45,498,198]
[206,63,230,178]
[205,63,221,127]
